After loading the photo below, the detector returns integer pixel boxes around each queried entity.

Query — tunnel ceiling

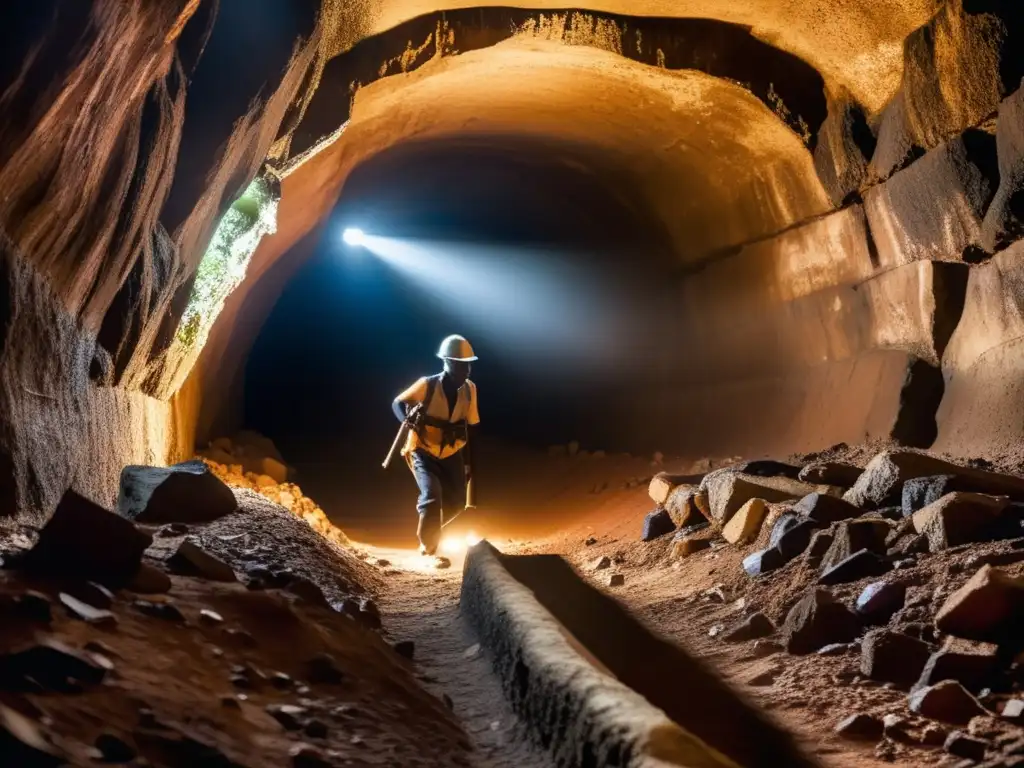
[341,1,939,113]
[314,40,832,260]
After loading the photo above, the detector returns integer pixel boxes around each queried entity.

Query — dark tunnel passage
[243,135,683,532]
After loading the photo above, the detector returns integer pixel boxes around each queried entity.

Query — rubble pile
[0,460,465,766]
[197,433,350,549]
[643,448,1024,766]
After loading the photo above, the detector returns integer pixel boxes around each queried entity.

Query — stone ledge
[461,541,817,768]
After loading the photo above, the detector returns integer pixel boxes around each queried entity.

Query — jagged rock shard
[860,629,932,687]
[782,588,860,655]
[21,490,152,589]
[804,530,834,569]
[935,565,1024,643]
[911,492,1008,551]
[117,460,237,525]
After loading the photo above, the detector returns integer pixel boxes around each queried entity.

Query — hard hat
[437,335,478,362]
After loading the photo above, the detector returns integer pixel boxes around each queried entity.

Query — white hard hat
[437,335,478,362]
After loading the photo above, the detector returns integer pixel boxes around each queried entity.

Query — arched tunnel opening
[5,2,1024,766]
[243,133,684,539]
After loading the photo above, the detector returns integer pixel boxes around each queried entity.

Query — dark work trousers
[408,448,465,554]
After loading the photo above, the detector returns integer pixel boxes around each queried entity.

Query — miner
[392,335,480,555]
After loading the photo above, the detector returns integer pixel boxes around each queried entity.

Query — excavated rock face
[4,1,1024,514]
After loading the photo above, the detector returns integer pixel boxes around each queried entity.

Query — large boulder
[935,565,1024,643]
[911,492,1008,551]
[782,589,861,655]
[117,461,237,525]
[861,629,933,687]
[844,451,1024,510]
[982,81,1024,252]
[21,491,152,589]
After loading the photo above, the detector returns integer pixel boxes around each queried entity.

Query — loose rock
[795,492,861,525]
[132,599,186,624]
[818,550,891,585]
[0,639,107,692]
[916,638,999,693]
[117,460,237,524]
[291,743,331,767]
[935,565,1024,643]
[856,581,907,624]
[59,593,116,627]
[126,563,172,594]
[723,613,774,643]
[641,509,676,541]
[608,573,625,587]
[945,730,988,761]
[721,499,768,545]
[0,703,64,766]
[819,519,890,572]
[782,588,861,655]
[912,492,1008,551]
[861,629,933,687]
[672,535,712,558]
[306,653,344,685]
[799,462,863,488]
[742,547,784,578]
[909,681,986,725]
[593,556,611,571]
[21,490,152,589]
[167,540,237,583]
[835,713,884,741]
[776,520,820,563]
[267,704,307,731]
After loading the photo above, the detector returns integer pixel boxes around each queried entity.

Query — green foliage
[176,177,279,350]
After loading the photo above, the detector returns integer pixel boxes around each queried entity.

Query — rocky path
[368,550,550,768]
